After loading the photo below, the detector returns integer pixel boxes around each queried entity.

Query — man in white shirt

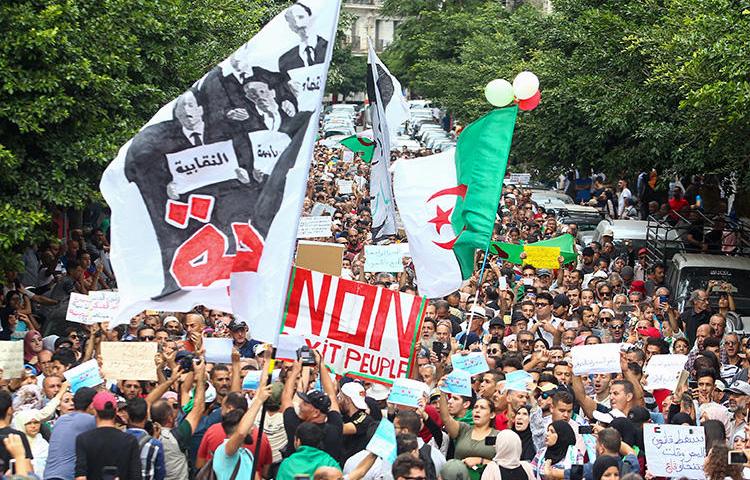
[617,178,632,218]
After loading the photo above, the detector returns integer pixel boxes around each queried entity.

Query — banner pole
[250,347,276,480]
[463,244,492,349]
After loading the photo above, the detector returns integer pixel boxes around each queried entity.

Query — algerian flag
[340,132,375,163]
[367,39,409,240]
[491,234,577,266]
[393,107,517,298]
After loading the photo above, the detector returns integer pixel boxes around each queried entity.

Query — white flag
[101,0,341,344]
[367,40,409,241]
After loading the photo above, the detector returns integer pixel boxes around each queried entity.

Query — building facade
[343,0,400,55]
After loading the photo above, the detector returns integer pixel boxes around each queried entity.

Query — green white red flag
[393,107,518,298]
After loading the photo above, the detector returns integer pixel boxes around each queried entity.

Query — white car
[529,189,575,208]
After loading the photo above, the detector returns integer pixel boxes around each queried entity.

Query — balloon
[513,71,540,100]
[518,90,541,111]
[484,79,514,107]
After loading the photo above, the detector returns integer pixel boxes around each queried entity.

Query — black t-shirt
[0,426,33,468]
[283,407,344,463]
[342,410,377,463]
[75,426,142,480]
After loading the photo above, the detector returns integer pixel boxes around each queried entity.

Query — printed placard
[64,359,104,392]
[297,216,333,239]
[366,419,398,463]
[523,245,561,270]
[387,378,428,407]
[248,130,292,175]
[645,354,688,391]
[337,179,353,195]
[311,202,337,216]
[364,245,405,272]
[242,370,262,391]
[101,342,158,381]
[571,343,621,375]
[439,369,472,397]
[165,140,240,195]
[0,341,24,379]
[644,424,705,479]
[451,352,490,376]
[504,369,534,392]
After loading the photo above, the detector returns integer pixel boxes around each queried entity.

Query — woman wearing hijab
[481,430,534,480]
[13,409,49,476]
[511,405,536,461]
[531,420,581,480]
[23,330,43,366]
[592,456,620,480]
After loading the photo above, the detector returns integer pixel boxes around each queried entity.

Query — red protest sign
[281,267,426,383]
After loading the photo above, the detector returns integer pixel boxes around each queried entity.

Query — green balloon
[484,79,514,107]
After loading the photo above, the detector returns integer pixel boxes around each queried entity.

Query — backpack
[195,456,241,480]
[418,443,438,480]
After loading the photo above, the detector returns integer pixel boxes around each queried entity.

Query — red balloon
[518,90,541,111]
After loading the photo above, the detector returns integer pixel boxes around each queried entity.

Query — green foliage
[326,11,366,101]
[0,0,286,268]
[383,0,750,189]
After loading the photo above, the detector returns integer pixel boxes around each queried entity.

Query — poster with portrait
[100,1,342,344]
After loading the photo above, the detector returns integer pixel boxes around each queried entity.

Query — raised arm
[230,348,242,393]
[281,360,302,412]
[184,358,207,432]
[146,366,184,407]
[225,381,271,457]
[570,374,597,420]
[437,382,460,438]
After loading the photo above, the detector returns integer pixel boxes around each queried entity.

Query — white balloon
[484,79,514,107]
[513,71,539,100]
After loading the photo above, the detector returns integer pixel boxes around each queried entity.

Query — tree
[326,11,366,103]
[382,0,750,194]
[0,0,286,269]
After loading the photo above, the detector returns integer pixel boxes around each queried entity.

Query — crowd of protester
[1,140,750,480]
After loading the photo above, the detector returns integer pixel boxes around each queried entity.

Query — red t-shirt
[494,412,509,431]
[668,198,689,219]
[197,422,273,470]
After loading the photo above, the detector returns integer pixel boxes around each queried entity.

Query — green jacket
[276,445,340,480]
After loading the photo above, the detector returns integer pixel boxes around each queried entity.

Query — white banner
[100,1,342,344]
[571,343,621,375]
[282,267,426,382]
[367,40,409,241]
[296,216,333,238]
[364,245,405,272]
[643,424,705,479]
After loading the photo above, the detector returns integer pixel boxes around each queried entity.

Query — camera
[728,450,748,464]
[176,351,197,372]
[484,436,497,446]
[578,425,593,434]
[297,345,316,367]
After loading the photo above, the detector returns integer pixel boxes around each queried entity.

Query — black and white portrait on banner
[102,0,340,331]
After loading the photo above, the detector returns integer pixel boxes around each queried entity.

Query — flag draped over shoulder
[393,107,518,299]
[100,0,342,344]
[366,40,409,241]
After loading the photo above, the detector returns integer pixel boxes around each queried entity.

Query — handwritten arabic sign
[66,291,120,325]
[0,341,24,379]
[311,202,336,217]
[645,354,688,391]
[364,245,405,273]
[571,343,621,375]
[101,342,158,381]
[523,245,560,270]
[297,216,333,239]
[166,140,239,195]
[248,130,292,175]
[644,424,705,479]
[337,179,353,195]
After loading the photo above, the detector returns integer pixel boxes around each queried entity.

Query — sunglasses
[140,335,155,341]
[610,324,625,330]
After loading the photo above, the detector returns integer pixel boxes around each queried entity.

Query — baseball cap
[92,391,118,412]
[727,380,750,396]
[637,248,648,256]
[637,327,661,339]
[228,319,247,331]
[341,382,368,410]
[297,390,331,413]
[366,383,390,401]
[553,294,571,308]
[73,387,97,410]
[627,406,651,423]
[630,280,647,294]
[715,379,726,392]
[489,317,504,328]
[602,229,614,237]
[537,269,552,277]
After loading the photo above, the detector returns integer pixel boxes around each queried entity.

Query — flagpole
[463,243,492,349]
[250,347,276,480]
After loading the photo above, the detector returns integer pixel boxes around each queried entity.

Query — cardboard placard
[645,354,688,391]
[101,342,158,381]
[295,240,344,277]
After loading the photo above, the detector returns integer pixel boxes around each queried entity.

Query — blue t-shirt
[213,439,254,480]
[44,412,96,480]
